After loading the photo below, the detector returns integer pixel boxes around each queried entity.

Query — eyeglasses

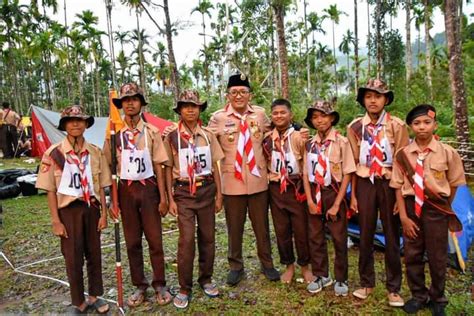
[228,90,250,97]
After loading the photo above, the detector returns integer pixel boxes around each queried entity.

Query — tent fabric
[31,106,173,157]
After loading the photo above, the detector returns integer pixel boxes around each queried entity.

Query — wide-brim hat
[173,90,208,114]
[356,78,394,106]
[304,100,340,129]
[406,104,437,125]
[112,82,148,109]
[227,71,250,90]
[58,105,94,131]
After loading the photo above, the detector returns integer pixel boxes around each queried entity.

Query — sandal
[89,298,110,314]
[67,305,89,314]
[155,286,172,306]
[127,289,146,307]
[202,283,219,298]
[173,292,190,309]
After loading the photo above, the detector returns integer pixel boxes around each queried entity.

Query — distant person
[163,90,224,309]
[1,102,21,158]
[347,79,409,307]
[35,105,111,314]
[391,105,466,316]
[303,100,356,296]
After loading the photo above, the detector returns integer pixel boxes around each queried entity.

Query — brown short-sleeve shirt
[263,128,305,182]
[303,128,357,183]
[208,104,271,195]
[103,119,168,175]
[35,139,112,209]
[346,112,409,179]
[390,138,466,197]
[163,123,224,180]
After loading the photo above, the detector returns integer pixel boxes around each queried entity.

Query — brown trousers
[404,197,449,305]
[356,176,402,292]
[174,182,216,294]
[308,185,348,282]
[58,200,103,307]
[269,182,310,266]
[119,179,166,291]
[223,190,274,271]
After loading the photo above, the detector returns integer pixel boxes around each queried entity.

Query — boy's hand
[169,200,178,217]
[401,217,419,239]
[108,208,121,221]
[350,196,359,214]
[326,204,339,222]
[300,128,309,140]
[308,201,319,215]
[158,201,168,217]
[162,125,174,138]
[393,201,399,215]
[215,195,223,213]
[97,216,108,231]
[52,221,68,238]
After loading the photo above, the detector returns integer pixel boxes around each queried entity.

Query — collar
[122,118,145,132]
[270,126,294,141]
[61,138,89,154]
[225,103,255,117]
[313,127,337,144]
[407,136,438,154]
[178,120,207,138]
[362,111,388,126]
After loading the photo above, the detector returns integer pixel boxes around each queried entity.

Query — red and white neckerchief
[66,149,91,206]
[312,139,332,214]
[178,121,202,195]
[231,106,260,181]
[124,128,142,151]
[367,111,388,183]
[414,148,430,217]
[275,127,294,193]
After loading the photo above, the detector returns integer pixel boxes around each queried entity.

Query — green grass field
[1,158,473,314]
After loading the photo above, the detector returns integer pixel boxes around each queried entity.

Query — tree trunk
[354,0,359,93]
[77,58,84,107]
[304,0,311,93]
[405,0,412,100]
[424,0,433,102]
[163,0,180,102]
[272,4,289,99]
[332,21,338,95]
[367,1,371,77]
[375,0,383,78]
[136,10,147,96]
[105,0,118,89]
[444,0,471,169]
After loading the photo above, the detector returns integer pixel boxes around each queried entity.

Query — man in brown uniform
[347,79,409,306]
[103,83,171,307]
[1,101,21,158]
[262,98,313,284]
[390,104,466,316]
[163,90,224,309]
[208,72,279,285]
[36,105,110,314]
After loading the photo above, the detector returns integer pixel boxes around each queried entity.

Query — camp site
[1,0,473,315]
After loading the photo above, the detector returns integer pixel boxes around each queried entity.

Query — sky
[21,0,474,67]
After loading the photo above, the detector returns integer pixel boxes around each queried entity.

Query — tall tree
[405,0,412,100]
[444,0,471,168]
[424,0,433,102]
[323,4,347,95]
[339,30,354,78]
[353,0,359,93]
[162,0,180,101]
[104,0,118,89]
[271,0,291,99]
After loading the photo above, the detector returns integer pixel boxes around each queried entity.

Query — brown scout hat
[356,78,394,106]
[112,82,148,109]
[304,99,340,129]
[58,105,94,131]
[173,90,208,114]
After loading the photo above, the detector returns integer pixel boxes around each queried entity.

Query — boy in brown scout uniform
[163,90,224,309]
[303,100,356,296]
[36,105,110,314]
[262,98,313,284]
[208,72,280,285]
[103,83,172,307]
[347,78,408,306]
[390,104,466,316]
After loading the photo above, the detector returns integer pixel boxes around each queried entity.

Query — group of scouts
[35,73,466,316]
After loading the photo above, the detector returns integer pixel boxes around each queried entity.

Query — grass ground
[1,158,473,314]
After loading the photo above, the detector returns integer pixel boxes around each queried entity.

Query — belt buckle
[196,181,203,187]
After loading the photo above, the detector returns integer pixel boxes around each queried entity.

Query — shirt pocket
[329,156,343,180]
[429,162,448,183]
[221,163,234,174]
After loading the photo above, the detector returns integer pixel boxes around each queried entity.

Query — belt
[174,177,214,188]
[119,177,156,185]
[270,175,302,184]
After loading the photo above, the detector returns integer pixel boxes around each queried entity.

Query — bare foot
[301,265,314,284]
[281,264,295,284]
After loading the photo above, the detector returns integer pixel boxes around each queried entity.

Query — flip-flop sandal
[173,293,190,309]
[127,289,146,307]
[89,298,110,314]
[67,305,89,314]
[202,283,219,298]
[155,286,172,306]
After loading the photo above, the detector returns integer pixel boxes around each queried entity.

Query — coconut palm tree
[339,30,354,79]
[353,0,359,92]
